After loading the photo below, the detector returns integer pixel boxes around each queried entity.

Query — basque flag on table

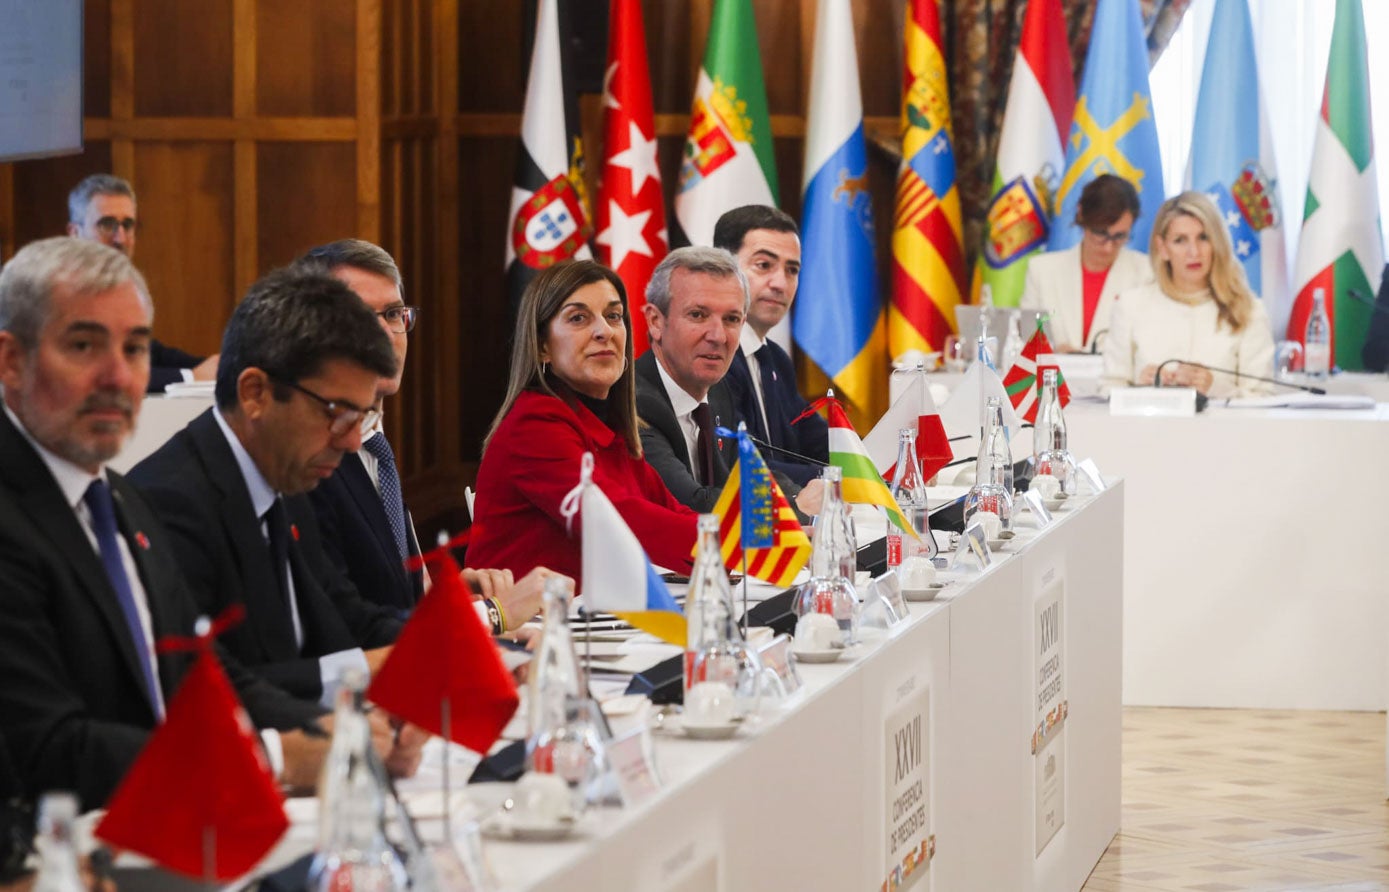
[1002,321,1071,424]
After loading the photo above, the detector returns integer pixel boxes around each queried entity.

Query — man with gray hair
[65,172,219,391]
[636,247,820,515]
[0,237,341,809]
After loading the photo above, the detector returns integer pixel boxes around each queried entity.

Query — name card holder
[950,522,991,571]
[867,571,911,626]
[1022,490,1053,527]
[1076,458,1107,494]
[609,724,662,808]
[1109,385,1197,417]
[758,633,803,695]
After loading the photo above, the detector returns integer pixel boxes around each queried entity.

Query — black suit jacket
[724,340,829,486]
[127,409,401,701]
[635,351,737,512]
[308,449,423,616]
[147,338,207,394]
[1363,263,1389,372]
[0,410,321,810]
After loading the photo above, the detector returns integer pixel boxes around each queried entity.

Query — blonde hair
[1149,191,1257,333]
[484,261,641,457]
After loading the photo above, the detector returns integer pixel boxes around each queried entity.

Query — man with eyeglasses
[127,269,412,710]
[66,174,221,391]
[1021,174,1153,353]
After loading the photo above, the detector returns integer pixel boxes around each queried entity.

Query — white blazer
[1020,246,1153,352]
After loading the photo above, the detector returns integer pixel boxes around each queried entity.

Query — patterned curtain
[938,0,1189,277]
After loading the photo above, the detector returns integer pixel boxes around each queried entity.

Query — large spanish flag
[889,0,965,359]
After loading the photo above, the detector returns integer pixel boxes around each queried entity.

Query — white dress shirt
[738,324,773,436]
[654,354,709,476]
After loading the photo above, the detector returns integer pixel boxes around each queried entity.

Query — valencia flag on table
[96,607,287,881]
[711,427,810,586]
[368,535,519,755]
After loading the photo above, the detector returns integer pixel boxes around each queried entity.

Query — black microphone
[1152,358,1326,412]
[718,430,828,467]
[1089,329,1108,355]
[1348,288,1389,317]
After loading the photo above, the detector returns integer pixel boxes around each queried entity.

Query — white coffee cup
[900,556,937,590]
[971,510,1002,540]
[685,680,736,726]
[513,771,573,823]
[794,612,841,651]
[1029,473,1060,500]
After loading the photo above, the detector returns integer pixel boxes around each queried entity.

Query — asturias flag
[794,0,885,419]
[1287,0,1384,370]
[978,0,1075,308]
[711,429,810,586]
[675,0,777,248]
[506,0,591,311]
[1049,0,1164,252]
[596,0,667,355]
[890,0,965,358]
[1188,0,1289,331]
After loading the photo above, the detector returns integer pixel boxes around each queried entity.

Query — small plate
[680,719,740,740]
[903,581,948,602]
[1043,496,1069,511]
[791,646,844,664]
[481,813,578,842]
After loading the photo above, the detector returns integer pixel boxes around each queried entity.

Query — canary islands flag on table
[1048,0,1164,252]
[580,459,686,647]
[808,395,916,537]
[889,0,966,359]
[711,427,810,586]
[793,0,884,418]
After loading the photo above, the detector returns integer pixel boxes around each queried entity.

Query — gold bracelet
[490,597,510,634]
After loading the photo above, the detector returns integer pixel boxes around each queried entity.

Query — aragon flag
[674,0,778,249]
[506,0,592,312]
[1287,0,1384,371]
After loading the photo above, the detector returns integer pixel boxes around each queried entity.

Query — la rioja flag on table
[96,608,287,881]
[1287,0,1384,371]
[1003,322,1070,424]
[596,0,667,355]
[809,394,916,537]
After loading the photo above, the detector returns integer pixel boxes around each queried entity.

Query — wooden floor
[1083,708,1389,891]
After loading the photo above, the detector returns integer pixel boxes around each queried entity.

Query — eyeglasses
[375,306,419,334]
[272,376,380,437]
[93,216,138,237]
[1085,227,1130,246]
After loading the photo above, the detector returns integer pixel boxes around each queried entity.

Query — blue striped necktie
[362,433,408,560]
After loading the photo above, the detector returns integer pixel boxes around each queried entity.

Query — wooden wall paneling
[430,0,464,492]
[132,143,237,355]
[232,0,258,298]
[131,0,234,118]
[109,0,135,176]
[255,0,356,117]
[645,0,693,115]
[458,0,525,114]
[84,1,114,120]
[356,0,382,243]
[255,142,358,272]
[8,145,115,253]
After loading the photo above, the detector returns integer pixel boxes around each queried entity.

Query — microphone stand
[1151,358,1326,412]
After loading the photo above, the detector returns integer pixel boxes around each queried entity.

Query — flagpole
[441,694,453,846]
[202,825,214,890]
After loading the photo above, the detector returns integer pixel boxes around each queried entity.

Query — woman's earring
[540,360,549,377]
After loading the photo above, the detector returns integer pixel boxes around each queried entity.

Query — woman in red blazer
[468,261,698,584]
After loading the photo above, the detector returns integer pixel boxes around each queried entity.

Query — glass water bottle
[964,397,1014,537]
[795,466,859,645]
[887,427,935,565]
[1031,368,1076,496]
[685,515,762,717]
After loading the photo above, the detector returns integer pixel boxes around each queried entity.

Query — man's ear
[236,367,273,420]
[643,304,664,343]
[0,332,26,394]
[65,222,80,238]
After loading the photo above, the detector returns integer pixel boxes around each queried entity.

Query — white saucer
[987,537,1013,550]
[1043,496,1069,511]
[680,719,740,740]
[482,812,578,842]
[791,646,844,664]
[903,581,948,602]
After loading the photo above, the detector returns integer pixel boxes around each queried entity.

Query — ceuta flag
[596,0,667,354]
[889,0,966,358]
[710,428,810,586]
[1002,322,1071,424]
[368,534,519,754]
[506,0,592,311]
[1287,0,1384,370]
[96,607,287,881]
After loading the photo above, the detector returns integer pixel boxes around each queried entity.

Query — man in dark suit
[0,238,381,810]
[713,205,829,486]
[66,173,219,392]
[128,269,405,708]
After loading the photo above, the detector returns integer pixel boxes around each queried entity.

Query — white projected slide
[0,0,82,161]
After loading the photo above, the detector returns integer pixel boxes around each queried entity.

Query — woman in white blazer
[1021,175,1153,352]
[1103,192,1275,398]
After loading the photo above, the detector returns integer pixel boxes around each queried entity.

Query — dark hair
[215,268,397,410]
[712,204,798,254]
[485,260,641,458]
[68,174,136,224]
[292,239,404,296]
[1074,174,1141,230]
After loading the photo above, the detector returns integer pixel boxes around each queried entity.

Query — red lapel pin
[135,531,151,551]
[290,524,300,542]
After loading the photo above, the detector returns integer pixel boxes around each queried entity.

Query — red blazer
[468,390,698,584]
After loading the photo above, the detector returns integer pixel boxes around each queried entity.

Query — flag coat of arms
[890,0,965,358]
[596,0,667,355]
[581,475,687,646]
[1002,324,1071,424]
[977,0,1075,308]
[1286,0,1384,371]
[506,0,591,309]
[674,0,777,248]
[711,432,810,586]
[1048,0,1164,253]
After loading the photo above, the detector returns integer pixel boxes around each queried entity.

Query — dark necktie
[263,498,294,622]
[691,402,716,486]
[754,344,786,444]
[362,433,409,560]
[83,480,162,719]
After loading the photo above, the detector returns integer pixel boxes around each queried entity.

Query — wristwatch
[484,598,504,635]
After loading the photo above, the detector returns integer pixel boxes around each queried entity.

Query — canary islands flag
[581,466,686,647]
[1048,0,1164,252]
